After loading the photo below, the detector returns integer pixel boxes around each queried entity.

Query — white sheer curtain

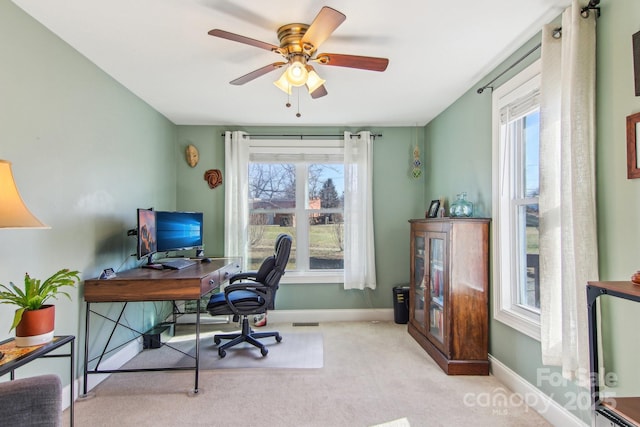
[343,131,377,290]
[539,0,598,383]
[224,130,250,266]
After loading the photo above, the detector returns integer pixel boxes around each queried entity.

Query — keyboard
[160,258,197,270]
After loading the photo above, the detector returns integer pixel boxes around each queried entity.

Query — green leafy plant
[0,268,80,331]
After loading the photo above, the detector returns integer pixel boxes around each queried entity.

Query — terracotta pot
[15,304,55,347]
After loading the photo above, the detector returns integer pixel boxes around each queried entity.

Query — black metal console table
[587,281,640,427]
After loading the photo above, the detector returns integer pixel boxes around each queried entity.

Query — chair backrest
[254,233,289,283]
[255,256,276,283]
[264,233,292,309]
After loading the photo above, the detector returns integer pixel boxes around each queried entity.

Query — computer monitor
[136,208,157,263]
[155,211,204,253]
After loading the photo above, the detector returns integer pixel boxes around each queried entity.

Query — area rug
[122,327,324,370]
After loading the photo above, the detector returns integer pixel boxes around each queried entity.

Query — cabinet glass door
[413,235,426,333]
[428,236,445,344]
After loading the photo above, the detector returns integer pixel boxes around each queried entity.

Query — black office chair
[207,234,292,358]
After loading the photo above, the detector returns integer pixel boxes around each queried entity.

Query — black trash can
[392,285,410,324]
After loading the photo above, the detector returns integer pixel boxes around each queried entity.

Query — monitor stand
[141,255,163,270]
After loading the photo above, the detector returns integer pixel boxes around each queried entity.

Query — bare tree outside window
[247,161,345,272]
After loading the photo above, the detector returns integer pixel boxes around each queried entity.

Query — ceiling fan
[208,6,389,99]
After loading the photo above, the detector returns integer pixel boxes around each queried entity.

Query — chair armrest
[229,272,258,283]
[224,283,268,293]
[223,283,269,315]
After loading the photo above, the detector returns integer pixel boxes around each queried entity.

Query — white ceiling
[12,0,570,127]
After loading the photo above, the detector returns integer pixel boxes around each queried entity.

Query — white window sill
[494,307,541,341]
[280,272,343,285]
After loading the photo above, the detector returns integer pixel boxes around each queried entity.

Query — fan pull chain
[282,86,302,118]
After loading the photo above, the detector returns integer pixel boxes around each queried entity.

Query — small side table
[0,335,75,427]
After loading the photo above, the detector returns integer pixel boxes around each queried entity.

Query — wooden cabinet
[408,218,490,375]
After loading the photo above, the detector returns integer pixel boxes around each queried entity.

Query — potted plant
[0,268,80,347]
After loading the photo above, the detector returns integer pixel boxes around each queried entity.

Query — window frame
[248,139,345,285]
[491,59,542,341]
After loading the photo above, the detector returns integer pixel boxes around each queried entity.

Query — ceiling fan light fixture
[273,71,292,95]
[305,69,325,94]
[285,58,308,86]
[210,7,388,102]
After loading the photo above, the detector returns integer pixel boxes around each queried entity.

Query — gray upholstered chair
[0,374,62,426]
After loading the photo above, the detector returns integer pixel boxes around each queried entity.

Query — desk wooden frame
[82,258,241,395]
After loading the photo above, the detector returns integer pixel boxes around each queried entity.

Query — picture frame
[626,112,640,179]
[426,200,440,218]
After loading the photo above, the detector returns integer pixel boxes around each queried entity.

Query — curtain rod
[476,43,542,94]
[581,0,600,18]
[220,133,382,139]
[476,26,562,94]
[476,0,603,95]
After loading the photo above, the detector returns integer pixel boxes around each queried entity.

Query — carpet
[123,326,324,370]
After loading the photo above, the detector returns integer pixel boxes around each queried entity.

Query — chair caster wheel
[214,337,221,345]
[218,349,226,358]
[275,335,282,343]
[260,348,268,356]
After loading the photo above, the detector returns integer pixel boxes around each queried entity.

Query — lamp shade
[0,160,49,228]
[274,71,293,95]
[305,68,326,94]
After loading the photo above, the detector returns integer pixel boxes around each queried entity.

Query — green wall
[0,1,177,385]
[595,0,640,397]
[175,125,426,310]
[424,0,640,423]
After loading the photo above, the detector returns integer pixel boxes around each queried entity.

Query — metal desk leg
[587,285,602,414]
[83,302,90,396]
[70,337,75,427]
[194,302,200,393]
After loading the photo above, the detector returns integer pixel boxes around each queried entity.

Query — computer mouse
[201,257,211,263]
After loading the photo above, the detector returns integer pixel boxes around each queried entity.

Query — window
[225,131,376,289]
[248,161,344,273]
[247,139,345,283]
[492,60,541,340]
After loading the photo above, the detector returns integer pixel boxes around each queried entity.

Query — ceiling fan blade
[301,7,346,49]
[230,62,286,85]
[315,53,389,72]
[208,29,279,52]
[310,85,328,99]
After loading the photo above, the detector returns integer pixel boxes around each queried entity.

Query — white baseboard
[177,308,395,325]
[489,355,589,427]
[268,308,394,323]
